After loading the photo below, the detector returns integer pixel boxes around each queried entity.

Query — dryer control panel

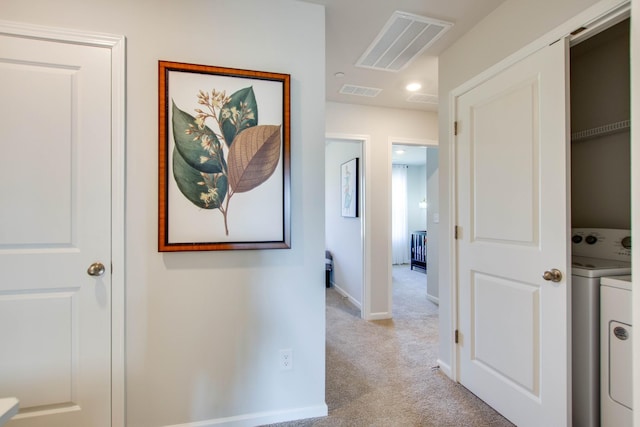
[571,228,631,260]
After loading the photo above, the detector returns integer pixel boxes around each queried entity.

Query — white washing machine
[571,228,632,427]
[600,274,632,427]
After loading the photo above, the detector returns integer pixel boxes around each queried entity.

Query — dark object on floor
[410,230,427,272]
[325,250,333,288]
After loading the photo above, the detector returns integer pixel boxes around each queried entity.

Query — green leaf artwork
[171,87,280,235]
[219,86,258,146]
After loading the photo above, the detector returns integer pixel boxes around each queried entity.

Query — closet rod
[571,119,630,142]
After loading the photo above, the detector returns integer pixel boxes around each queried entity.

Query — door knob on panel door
[87,262,106,277]
[542,269,562,282]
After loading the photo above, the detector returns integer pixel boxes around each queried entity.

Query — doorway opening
[325,137,365,316]
[569,16,631,427]
[389,140,439,315]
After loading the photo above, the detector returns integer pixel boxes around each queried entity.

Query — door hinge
[454,121,458,136]
[455,329,459,344]
[571,26,587,36]
[454,225,460,240]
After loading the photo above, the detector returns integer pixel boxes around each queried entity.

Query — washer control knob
[621,236,632,250]
[572,235,583,244]
[585,235,598,245]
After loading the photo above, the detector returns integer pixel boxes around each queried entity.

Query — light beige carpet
[263,265,514,427]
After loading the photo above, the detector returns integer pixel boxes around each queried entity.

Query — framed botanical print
[158,61,290,251]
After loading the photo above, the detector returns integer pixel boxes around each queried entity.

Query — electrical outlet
[279,349,293,371]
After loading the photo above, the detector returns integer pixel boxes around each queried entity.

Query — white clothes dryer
[571,228,631,427]
[600,275,632,427]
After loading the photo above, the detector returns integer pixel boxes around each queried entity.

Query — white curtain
[392,165,409,264]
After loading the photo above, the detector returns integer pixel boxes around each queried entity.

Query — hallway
[266,265,513,426]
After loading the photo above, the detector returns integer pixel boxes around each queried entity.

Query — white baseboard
[426,294,439,305]
[164,404,328,427]
[437,359,452,379]
[331,282,362,309]
[331,283,392,320]
[366,311,392,320]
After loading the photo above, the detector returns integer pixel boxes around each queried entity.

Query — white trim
[0,20,127,427]
[426,294,439,305]
[436,359,452,379]
[631,0,640,422]
[109,34,127,427]
[367,311,393,321]
[162,405,328,427]
[447,0,630,396]
[569,1,630,44]
[447,92,459,382]
[362,135,373,320]
[0,19,123,47]
[389,136,439,147]
[326,133,372,320]
[332,282,363,310]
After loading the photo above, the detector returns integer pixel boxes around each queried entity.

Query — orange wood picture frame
[158,61,290,251]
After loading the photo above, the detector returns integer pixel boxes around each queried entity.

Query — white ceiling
[326,139,429,166]
[297,0,506,112]
[392,144,427,166]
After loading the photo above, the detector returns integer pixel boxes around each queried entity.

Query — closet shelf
[571,119,630,142]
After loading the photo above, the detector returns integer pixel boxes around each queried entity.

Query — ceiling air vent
[339,84,382,98]
[357,11,453,72]
[407,93,439,104]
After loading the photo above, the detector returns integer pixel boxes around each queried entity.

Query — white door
[456,39,570,426]
[0,32,112,426]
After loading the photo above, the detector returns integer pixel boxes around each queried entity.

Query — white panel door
[0,32,111,427]
[456,39,570,426]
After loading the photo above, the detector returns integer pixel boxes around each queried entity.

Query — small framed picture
[341,158,358,218]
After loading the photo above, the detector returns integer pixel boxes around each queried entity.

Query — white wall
[326,102,438,317]
[437,0,606,374]
[426,147,439,302]
[1,1,327,425]
[325,140,363,306]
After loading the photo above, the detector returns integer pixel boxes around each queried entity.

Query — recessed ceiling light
[334,72,345,78]
[406,82,422,92]
[395,149,406,154]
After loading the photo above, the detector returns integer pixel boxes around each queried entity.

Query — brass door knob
[542,269,562,282]
[87,262,106,277]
